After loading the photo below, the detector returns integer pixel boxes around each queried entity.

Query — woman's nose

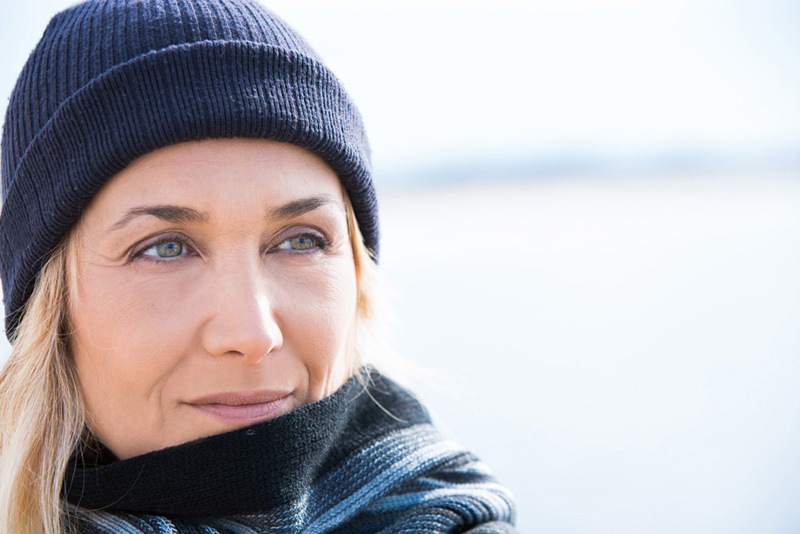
[199,264,283,364]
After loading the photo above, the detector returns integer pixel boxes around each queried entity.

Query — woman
[0,0,516,533]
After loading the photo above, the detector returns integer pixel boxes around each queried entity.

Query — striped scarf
[64,370,517,533]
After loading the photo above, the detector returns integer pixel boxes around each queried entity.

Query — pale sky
[2,0,799,175]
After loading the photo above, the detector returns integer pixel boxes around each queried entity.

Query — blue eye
[142,239,185,259]
[276,234,320,252]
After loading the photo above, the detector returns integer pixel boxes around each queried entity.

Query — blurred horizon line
[378,143,800,191]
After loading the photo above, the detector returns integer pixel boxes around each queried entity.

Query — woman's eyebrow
[268,196,339,220]
[112,205,209,229]
[111,196,338,230]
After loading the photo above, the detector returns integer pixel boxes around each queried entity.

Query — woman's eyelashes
[130,228,331,263]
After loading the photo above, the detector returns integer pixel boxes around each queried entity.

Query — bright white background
[2,1,800,532]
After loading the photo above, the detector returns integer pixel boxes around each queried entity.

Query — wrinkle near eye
[76,239,131,266]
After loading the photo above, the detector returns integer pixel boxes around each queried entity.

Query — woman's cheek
[279,259,357,397]
[278,256,357,330]
[74,266,204,375]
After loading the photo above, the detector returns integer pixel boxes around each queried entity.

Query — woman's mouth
[186,391,292,423]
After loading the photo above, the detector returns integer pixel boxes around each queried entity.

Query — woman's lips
[186,391,292,423]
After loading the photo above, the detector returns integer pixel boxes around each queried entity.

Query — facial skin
[69,139,358,460]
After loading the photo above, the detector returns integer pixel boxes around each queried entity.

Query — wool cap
[0,0,377,339]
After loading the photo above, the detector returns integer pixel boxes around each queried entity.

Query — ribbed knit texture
[64,371,518,533]
[0,0,377,338]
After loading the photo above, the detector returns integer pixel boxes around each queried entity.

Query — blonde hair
[344,190,393,378]
[0,195,388,533]
[0,233,85,534]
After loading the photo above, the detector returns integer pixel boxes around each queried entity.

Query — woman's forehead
[84,139,345,223]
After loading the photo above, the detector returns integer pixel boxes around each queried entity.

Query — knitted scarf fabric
[63,371,517,533]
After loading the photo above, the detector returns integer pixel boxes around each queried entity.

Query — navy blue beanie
[0,0,377,339]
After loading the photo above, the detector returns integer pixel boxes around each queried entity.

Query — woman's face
[69,139,357,460]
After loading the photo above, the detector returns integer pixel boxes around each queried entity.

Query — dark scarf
[63,370,517,533]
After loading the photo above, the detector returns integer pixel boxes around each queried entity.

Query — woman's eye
[141,239,186,259]
[276,234,320,252]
